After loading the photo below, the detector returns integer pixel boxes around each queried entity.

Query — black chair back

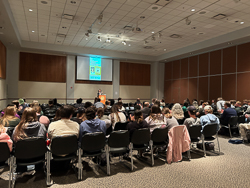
[51,135,78,156]
[228,116,238,127]
[15,137,46,159]
[44,109,56,114]
[108,130,130,148]
[81,132,106,152]
[114,122,128,131]
[0,143,10,163]
[238,115,245,124]
[151,127,169,143]
[131,128,150,145]
[202,123,218,137]
[237,112,244,116]
[188,124,202,139]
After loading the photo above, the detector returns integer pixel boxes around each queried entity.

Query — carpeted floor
[1,136,250,188]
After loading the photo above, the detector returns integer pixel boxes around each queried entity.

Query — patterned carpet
[1,136,250,188]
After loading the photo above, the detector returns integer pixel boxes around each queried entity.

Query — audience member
[84,101,93,109]
[94,98,104,108]
[197,102,208,117]
[150,98,157,107]
[79,107,106,143]
[171,103,184,120]
[71,108,86,125]
[182,102,189,113]
[45,99,57,111]
[12,107,47,142]
[117,102,125,112]
[33,106,50,127]
[52,108,61,122]
[183,106,201,129]
[235,101,243,114]
[192,100,199,110]
[109,105,126,129]
[74,98,84,109]
[96,107,111,128]
[160,99,166,108]
[105,100,112,112]
[134,98,142,106]
[141,102,151,117]
[0,105,20,128]
[217,97,225,113]
[220,101,237,126]
[230,100,236,109]
[97,89,103,97]
[162,108,178,132]
[48,105,79,139]
[145,105,166,133]
[0,122,13,152]
[242,99,248,111]
[200,105,220,130]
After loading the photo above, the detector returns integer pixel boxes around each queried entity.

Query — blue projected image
[89,57,101,80]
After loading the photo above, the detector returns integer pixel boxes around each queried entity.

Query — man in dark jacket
[220,101,237,126]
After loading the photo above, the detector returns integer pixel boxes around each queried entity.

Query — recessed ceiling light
[62,26,67,29]
[152,31,155,33]
[70,1,76,4]
[240,21,244,24]
[29,9,33,12]
[191,9,195,11]
[32,30,35,32]
[128,44,131,46]
[41,1,48,4]
[164,49,166,51]
[140,16,145,19]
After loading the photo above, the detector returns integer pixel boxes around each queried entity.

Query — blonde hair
[162,108,172,118]
[0,106,18,127]
[171,103,184,120]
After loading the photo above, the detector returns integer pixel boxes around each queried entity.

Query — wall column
[66,55,75,104]
[113,59,120,101]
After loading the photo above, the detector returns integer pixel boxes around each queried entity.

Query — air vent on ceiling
[170,34,181,38]
[212,14,226,20]
[123,26,133,30]
[144,46,154,49]
[57,33,66,38]
[199,11,207,15]
[155,0,172,6]
[148,4,162,11]
[62,14,74,20]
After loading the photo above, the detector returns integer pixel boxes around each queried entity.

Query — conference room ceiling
[6,0,250,56]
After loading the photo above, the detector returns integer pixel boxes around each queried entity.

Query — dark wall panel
[222,74,236,101]
[180,58,188,78]
[189,78,197,101]
[189,56,198,77]
[120,62,150,86]
[180,79,188,103]
[165,62,172,80]
[198,77,208,101]
[0,40,6,79]
[172,80,180,103]
[19,52,66,82]
[210,50,221,75]
[237,72,250,102]
[222,46,236,74]
[238,42,250,72]
[164,80,172,102]
[209,76,221,100]
[199,53,209,76]
[172,60,180,79]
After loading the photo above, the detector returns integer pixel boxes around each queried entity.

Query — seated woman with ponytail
[12,107,47,143]
[127,110,149,138]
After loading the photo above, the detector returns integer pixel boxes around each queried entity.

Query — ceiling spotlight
[122,41,126,45]
[97,36,101,41]
[144,40,148,45]
[191,9,195,11]
[86,38,88,40]
[106,38,111,43]
[164,49,166,51]
[151,36,156,41]
[240,21,244,24]
[186,17,191,25]
[158,32,162,38]
[85,33,89,37]
[152,31,155,33]
[32,30,35,32]
[128,44,131,46]
[29,9,33,12]
[97,13,103,24]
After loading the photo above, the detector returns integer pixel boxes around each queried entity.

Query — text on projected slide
[89,57,101,80]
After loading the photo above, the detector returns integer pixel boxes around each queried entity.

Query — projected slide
[89,57,101,80]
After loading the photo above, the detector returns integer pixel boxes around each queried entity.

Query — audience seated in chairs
[200,105,220,131]
[182,101,189,113]
[216,97,225,113]
[33,106,50,128]
[171,103,185,123]
[51,108,61,122]
[145,105,166,133]
[196,102,208,117]
[79,106,106,143]
[235,101,243,114]
[109,105,126,129]
[71,108,86,125]
[0,120,13,151]
[48,105,79,140]
[0,105,20,128]
[96,107,111,129]
[105,100,112,113]
[141,102,151,117]
[183,106,201,130]
[12,107,47,142]
[162,108,178,132]
[220,101,237,126]
[45,99,57,111]
[94,98,104,109]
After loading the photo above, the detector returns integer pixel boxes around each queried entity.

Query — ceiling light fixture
[152,31,155,33]
[191,9,195,11]
[122,41,126,45]
[106,38,111,43]
[29,9,33,12]
[97,36,101,41]
[164,49,166,51]
[128,44,131,46]
[32,30,35,32]
[85,33,89,37]
[240,21,244,24]
[186,17,191,25]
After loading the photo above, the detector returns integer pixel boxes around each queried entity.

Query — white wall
[18,81,67,104]
[0,79,7,109]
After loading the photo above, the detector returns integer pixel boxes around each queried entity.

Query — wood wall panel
[164,80,172,102]
[198,77,208,101]
[199,53,209,76]
[238,42,250,72]
[180,79,188,103]
[189,56,198,77]
[165,62,172,80]
[237,72,250,102]
[0,40,6,79]
[172,80,180,103]
[209,76,221,100]
[222,46,236,74]
[222,74,236,101]
[189,78,197,101]
[180,58,188,78]
[172,60,180,79]
[120,62,150,86]
[19,52,66,82]
[210,50,221,75]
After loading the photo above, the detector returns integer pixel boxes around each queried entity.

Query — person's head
[60,105,74,119]
[3,105,16,117]
[247,100,250,106]
[171,103,184,119]
[111,105,119,113]
[12,100,19,109]
[154,100,161,107]
[84,101,92,108]
[200,100,204,106]
[230,100,236,106]
[204,105,213,114]
[134,105,141,111]
[162,108,172,118]
[94,97,99,103]
[97,107,104,119]
[117,97,122,102]
[33,105,42,114]
[137,98,140,102]
[98,89,102,93]
[85,106,96,120]
[152,98,156,104]
[30,101,39,108]
[134,110,143,124]
[183,102,189,107]
[48,99,54,106]
[187,106,197,116]
[105,100,111,106]
[224,101,231,109]
[236,101,241,107]
[243,99,248,104]
[207,100,211,105]
[202,102,208,108]
[144,102,149,108]
[161,99,165,103]
[76,98,82,104]
[97,98,101,102]
[217,97,223,101]
[54,108,61,121]
[151,105,162,114]
[19,98,24,105]
[212,99,215,103]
